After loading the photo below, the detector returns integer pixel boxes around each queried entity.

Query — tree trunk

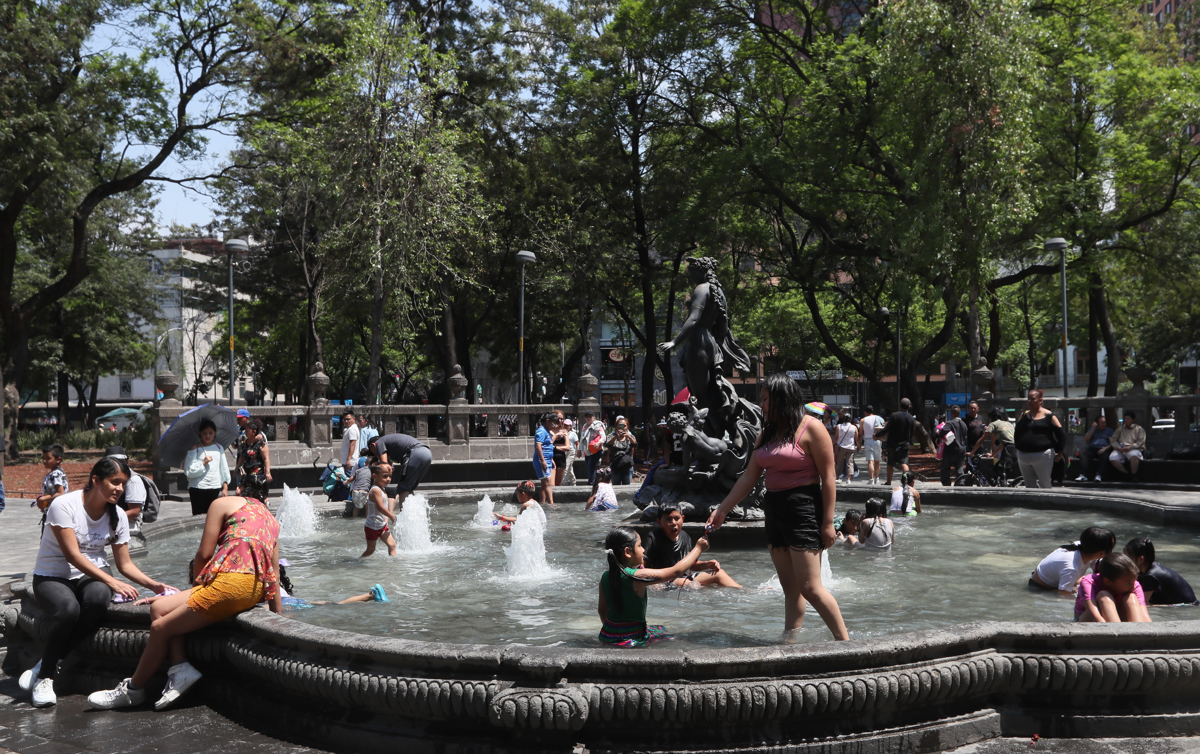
[365,215,385,406]
[87,378,99,429]
[1093,272,1121,422]
[57,371,70,436]
[1087,275,1100,399]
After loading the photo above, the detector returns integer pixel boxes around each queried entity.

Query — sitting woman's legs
[1118,591,1152,623]
[132,591,211,688]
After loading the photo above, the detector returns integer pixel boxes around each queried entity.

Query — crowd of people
[12,382,1196,715]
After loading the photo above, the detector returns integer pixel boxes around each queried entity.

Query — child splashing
[598,526,709,647]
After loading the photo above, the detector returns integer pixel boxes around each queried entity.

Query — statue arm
[658,284,709,355]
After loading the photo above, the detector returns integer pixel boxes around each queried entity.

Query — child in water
[642,503,741,588]
[853,499,894,549]
[493,481,546,527]
[834,509,863,544]
[362,463,397,557]
[1030,527,1115,596]
[598,526,709,647]
[1075,553,1151,623]
[586,467,619,512]
[1123,538,1199,606]
[278,561,389,607]
[889,472,921,516]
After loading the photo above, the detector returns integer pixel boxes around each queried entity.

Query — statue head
[665,411,688,432]
[686,256,719,286]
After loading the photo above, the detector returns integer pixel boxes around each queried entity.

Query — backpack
[138,473,163,523]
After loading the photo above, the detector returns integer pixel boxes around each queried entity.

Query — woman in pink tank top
[707,374,849,642]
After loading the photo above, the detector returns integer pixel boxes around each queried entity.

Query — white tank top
[365,485,389,530]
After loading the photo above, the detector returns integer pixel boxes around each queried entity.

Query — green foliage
[15,428,58,453]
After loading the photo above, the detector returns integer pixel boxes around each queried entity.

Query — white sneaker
[155,662,203,711]
[1075,475,1088,482]
[31,677,56,707]
[19,660,42,691]
[88,678,145,710]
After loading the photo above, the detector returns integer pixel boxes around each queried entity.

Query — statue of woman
[658,257,752,431]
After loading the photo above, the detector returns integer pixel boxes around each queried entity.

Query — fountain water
[504,503,556,581]
[469,495,498,529]
[277,485,319,539]
[395,493,440,553]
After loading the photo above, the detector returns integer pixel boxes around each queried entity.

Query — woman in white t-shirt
[20,457,173,708]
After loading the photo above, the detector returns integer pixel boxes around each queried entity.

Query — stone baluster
[447,365,469,445]
[305,363,333,447]
[577,364,600,413]
[151,371,182,489]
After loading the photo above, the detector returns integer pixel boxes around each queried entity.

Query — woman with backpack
[19,457,175,707]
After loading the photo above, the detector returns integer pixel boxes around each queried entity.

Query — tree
[1,0,306,455]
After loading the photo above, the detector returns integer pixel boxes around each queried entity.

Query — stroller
[319,461,352,502]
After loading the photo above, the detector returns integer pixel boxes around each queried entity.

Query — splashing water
[758,550,841,591]
[470,495,497,529]
[395,493,440,553]
[505,503,556,581]
[277,485,319,539]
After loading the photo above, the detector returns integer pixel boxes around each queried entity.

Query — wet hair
[279,564,295,596]
[900,471,915,487]
[757,373,806,449]
[865,497,888,519]
[1097,553,1139,582]
[1060,527,1116,555]
[657,502,683,520]
[1124,538,1155,566]
[42,444,64,460]
[838,509,862,535]
[511,480,537,504]
[900,398,912,411]
[198,418,217,436]
[241,473,269,502]
[83,456,130,537]
[604,527,643,612]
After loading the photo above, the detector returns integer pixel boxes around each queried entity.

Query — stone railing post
[576,364,600,414]
[151,370,182,489]
[447,365,469,445]
[305,363,332,448]
[1123,367,1155,434]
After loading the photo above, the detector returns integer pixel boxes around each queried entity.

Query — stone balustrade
[149,364,604,488]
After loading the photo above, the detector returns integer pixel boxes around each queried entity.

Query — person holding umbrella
[158,404,240,499]
[184,421,230,516]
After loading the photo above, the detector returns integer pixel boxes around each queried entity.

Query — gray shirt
[373,433,426,462]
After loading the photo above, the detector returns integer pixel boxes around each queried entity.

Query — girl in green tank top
[598,526,709,647]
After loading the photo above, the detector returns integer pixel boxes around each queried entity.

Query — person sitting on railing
[366,433,432,510]
[1108,413,1147,483]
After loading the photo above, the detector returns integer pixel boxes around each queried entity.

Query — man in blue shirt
[1078,414,1114,482]
[533,412,559,504]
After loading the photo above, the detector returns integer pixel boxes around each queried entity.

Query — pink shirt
[1074,572,1146,617]
[754,417,820,491]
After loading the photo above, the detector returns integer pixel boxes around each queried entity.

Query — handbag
[587,432,603,455]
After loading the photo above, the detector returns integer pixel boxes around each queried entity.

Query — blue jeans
[613,465,633,486]
[585,453,601,485]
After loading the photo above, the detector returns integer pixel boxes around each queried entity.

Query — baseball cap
[563,419,573,427]
[105,445,128,459]
[237,409,251,418]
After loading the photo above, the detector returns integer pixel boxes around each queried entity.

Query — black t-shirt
[965,414,986,450]
[669,431,683,466]
[882,412,914,450]
[1139,562,1198,605]
[643,527,692,570]
[940,417,968,453]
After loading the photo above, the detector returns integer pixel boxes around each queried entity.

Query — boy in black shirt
[642,504,741,588]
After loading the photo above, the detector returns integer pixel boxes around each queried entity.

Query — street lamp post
[879,306,901,409]
[516,250,537,404]
[224,238,249,404]
[1044,238,1070,399]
